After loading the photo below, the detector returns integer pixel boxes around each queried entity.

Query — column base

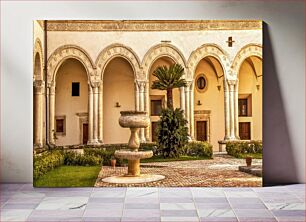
[87,139,101,146]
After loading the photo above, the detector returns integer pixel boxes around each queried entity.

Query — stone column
[228,80,236,140]
[184,81,191,135]
[98,82,103,143]
[180,87,185,114]
[88,85,94,144]
[138,81,146,143]
[34,80,45,147]
[92,82,99,144]
[223,79,230,140]
[234,80,240,139]
[135,81,140,111]
[189,81,195,139]
[144,81,150,142]
[48,84,55,145]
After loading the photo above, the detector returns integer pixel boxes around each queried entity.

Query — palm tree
[151,63,187,109]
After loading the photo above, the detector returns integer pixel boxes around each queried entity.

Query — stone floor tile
[91,189,126,198]
[228,197,263,204]
[0,184,24,191]
[122,209,160,218]
[0,209,33,221]
[225,191,258,198]
[160,203,196,210]
[36,196,88,210]
[2,203,39,209]
[198,209,235,217]
[29,209,84,217]
[234,209,274,218]
[194,197,228,203]
[265,202,305,210]
[230,202,267,209]
[191,188,225,197]
[237,218,277,222]
[272,209,305,217]
[83,217,121,222]
[160,197,194,203]
[126,188,158,198]
[199,217,238,222]
[162,216,199,222]
[196,202,231,209]
[122,217,161,222]
[125,203,160,209]
[88,197,125,203]
[161,209,198,217]
[83,208,123,217]
[125,197,159,203]
[86,202,123,209]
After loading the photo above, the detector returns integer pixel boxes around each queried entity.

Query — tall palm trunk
[166,88,173,109]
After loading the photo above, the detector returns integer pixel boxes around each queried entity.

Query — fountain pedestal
[102,111,165,184]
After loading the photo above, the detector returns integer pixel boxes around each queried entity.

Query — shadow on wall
[263,22,297,186]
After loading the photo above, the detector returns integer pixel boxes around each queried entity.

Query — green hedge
[64,151,102,166]
[226,140,262,158]
[33,150,64,179]
[185,141,213,158]
[84,148,123,166]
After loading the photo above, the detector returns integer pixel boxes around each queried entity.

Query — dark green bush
[33,150,64,179]
[64,151,102,166]
[84,148,123,166]
[185,141,213,158]
[156,108,189,158]
[226,140,263,158]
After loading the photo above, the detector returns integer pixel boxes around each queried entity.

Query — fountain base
[102,174,165,184]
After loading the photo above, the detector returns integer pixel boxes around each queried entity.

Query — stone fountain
[102,111,165,184]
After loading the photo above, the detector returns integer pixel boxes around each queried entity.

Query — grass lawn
[140,155,212,163]
[34,165,101,187]
[237,153,262,159]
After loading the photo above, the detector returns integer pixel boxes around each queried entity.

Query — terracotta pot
[246,157,252,167]
[111,159,116,168]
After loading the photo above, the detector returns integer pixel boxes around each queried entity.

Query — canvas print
[33,20,262,187]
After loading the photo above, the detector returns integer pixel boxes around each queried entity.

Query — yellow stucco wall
[194,59,225,150]
[238,56,262,140]
[55,59,89,145]
[103,57,135,144]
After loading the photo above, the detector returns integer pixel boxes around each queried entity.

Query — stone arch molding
[142,43,187,80]
[187,44,230,80]
[33,38,44,81]
[231,43,262,76]
[47,45,96,85]
[96,43,141,81]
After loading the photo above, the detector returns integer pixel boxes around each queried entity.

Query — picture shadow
[263,22,298,186]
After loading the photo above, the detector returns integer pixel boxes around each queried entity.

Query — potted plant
[110,156,116,168]
[245,156,252,167]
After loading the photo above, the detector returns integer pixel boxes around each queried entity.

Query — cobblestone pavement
[95,154,262,187]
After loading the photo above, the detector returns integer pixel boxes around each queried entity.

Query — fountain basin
[114,150,153,160]
[119,111,150,128]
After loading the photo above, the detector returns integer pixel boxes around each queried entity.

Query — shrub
[185,141,213,158]
[33,150,64,179]
[64,151,102,166]
[226,140,263,158]
[156,108,189,158]
[84,148,123,166]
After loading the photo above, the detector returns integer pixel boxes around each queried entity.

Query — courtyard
[95,154,262,187]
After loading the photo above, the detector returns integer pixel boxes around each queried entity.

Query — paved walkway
[95,154,262,187]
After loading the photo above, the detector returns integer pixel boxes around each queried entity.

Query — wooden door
[196,121,207,141]
[151,122,158,142]
[82,123,88,144]
[239,122,251,140]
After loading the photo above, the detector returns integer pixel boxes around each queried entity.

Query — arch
[96,43,141,80]
[142,43,187,80]
[187,44,230,80]
[47,45,95,84]
[231,43,262,76]
[33,38,44,81]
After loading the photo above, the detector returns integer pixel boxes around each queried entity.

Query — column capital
[34,80,45,94]
[90,81,101,89]
[47,82,56,95]
[227,79,238,86]
[136,80,147,92]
